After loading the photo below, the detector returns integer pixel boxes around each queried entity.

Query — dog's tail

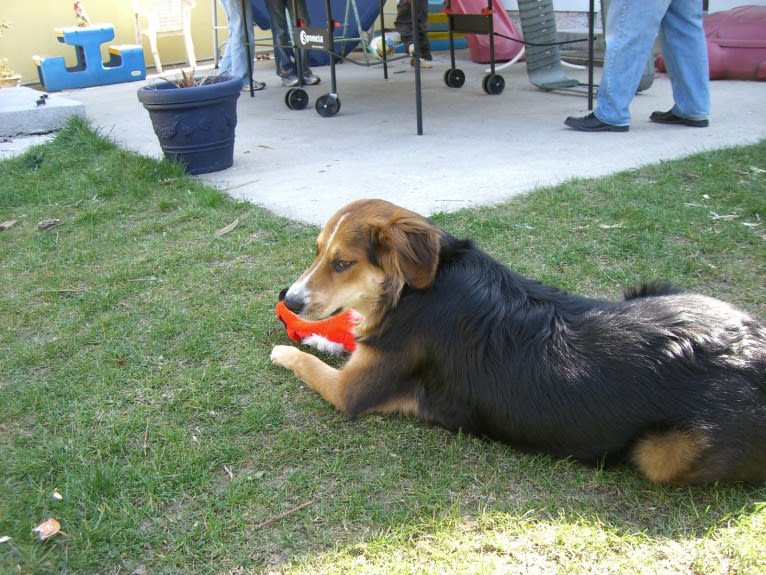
[623,282,683,301]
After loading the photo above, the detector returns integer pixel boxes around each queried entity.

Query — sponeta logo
[299,30,325,45]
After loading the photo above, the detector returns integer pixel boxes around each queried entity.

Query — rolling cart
[284,0,393,117]
[286,6,341,116]
[236,0,433,133]
[443,0,506,95]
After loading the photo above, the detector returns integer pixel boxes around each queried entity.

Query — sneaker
[409,56,433,68]
[281,74,299,87]
[564,112,629,132]
[407,44,433,68]
[302,73,321,85]
[649,109,709,128]
[242,80,266,92]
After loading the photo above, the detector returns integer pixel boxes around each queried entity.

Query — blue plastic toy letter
[34,24,146,92]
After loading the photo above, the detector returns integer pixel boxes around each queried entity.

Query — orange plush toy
[275,289,358,355]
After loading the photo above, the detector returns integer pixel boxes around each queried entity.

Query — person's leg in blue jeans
[264,0,294,78]
[291,0,316,79]
[219,0,265,89]
[565,0,709,132]
[594,0,664,127]
[264,0,319,85]
[658,0,710,121]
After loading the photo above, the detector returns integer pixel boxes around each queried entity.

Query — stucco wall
[2,0,217,86]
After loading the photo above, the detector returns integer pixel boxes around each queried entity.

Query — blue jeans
[264,0,312,78]
[596,0,710,127]
[218,0,256,85]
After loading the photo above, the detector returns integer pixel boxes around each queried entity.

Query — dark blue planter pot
[137,75,241,175]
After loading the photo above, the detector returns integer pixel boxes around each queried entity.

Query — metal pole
[411,0,423,135]
[380,0,388,79]
[242,0,255,96]
[327,0,338,93]
[587,0,594,110]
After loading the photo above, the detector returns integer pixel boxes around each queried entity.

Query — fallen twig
[252,499,316,531]
[36,287,88,296]
[222,180,259,192]
[143,419,149,456]
[710,212,739,221]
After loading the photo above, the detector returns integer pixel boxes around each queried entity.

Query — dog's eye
[333,260,354,273]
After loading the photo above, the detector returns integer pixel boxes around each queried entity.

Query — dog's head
[283,199,442,335]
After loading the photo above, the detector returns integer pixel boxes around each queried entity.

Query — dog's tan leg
[271,345,350,412]
[272,344,420,418]
[631,429,709,484]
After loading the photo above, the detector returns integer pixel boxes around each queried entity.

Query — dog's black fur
[350,233,766,483]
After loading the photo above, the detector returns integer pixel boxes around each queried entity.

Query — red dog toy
[275,289,358,355]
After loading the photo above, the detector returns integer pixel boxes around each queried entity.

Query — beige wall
[2,0,224,86]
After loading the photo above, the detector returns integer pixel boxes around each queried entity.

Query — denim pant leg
[290,0,312,75]
[596,0,667,126]
[219,0,254,83]
[265,0,296,77]
[217,0,236,73]
[265,0,311,77]
[659,0,710,121]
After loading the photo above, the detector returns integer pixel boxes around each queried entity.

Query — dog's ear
[373,210,441,290]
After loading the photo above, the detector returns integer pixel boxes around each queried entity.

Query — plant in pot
[1,20,22,88]
[137,70,241,175]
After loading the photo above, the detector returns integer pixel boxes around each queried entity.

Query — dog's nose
[283,292,305,314]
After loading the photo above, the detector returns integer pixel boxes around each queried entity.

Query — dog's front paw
[271,345,301,370]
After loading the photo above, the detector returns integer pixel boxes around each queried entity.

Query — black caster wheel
[444,68,465,89]
[285,88,309,110]
[315,94,341,117]
[482,73,505,95]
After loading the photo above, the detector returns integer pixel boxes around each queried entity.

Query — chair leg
[184,29,196,69]
[147,33,163,72]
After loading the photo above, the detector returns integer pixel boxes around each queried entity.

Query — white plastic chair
[132,0,197,72]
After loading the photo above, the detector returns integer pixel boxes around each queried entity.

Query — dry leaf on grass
[0,536,11,544]
[0,220,17,231]
[32,518,61,541]
[215,218,240,237]
[37,219,60,231]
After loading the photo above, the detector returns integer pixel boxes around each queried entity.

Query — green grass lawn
[1,119,764,574]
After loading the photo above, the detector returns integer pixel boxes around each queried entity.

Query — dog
[271,199,766,484]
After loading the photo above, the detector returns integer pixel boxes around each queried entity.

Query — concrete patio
[2,49,764,225]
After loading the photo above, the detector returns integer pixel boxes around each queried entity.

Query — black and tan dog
[271,199,766,484]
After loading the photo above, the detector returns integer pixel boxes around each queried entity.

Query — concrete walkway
[3,51,765,225]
